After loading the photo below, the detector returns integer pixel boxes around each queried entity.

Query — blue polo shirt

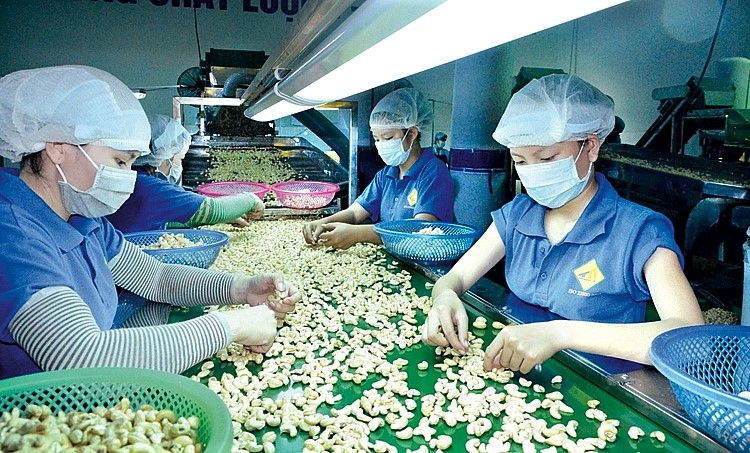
[356,149,454,222]
[0,171,124,378]
[106,169,204,233]
[492,172,682,324]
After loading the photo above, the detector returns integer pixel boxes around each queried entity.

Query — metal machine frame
[172,96,359,208]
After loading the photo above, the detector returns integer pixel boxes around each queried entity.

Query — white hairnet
[135,114,191,167]
[0,65,151,162]
[370,88,433,133]
[492,74,615,148]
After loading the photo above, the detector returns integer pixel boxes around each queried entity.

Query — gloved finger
[249,342,273,354]
[302,224,316,244]
[455,310,470,351]
[231,217,250,228]
[312,224,329,241]
[483,335,504,371]
[439,312,464,353]
[318,230,335,241]
[283,283,302,304]
[422,313,449,347]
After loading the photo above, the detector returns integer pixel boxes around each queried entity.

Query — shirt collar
[384,148,432,180]
[0,171,100,252]
[515,172,615,244]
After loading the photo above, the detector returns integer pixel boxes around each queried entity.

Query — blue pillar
[449,48,514,231]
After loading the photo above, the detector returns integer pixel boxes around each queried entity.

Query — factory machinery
[172,49,354,218]
[598,63,750,308]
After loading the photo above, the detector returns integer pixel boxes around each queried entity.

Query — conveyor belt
[169,220,724,452]
[598,144,750,218]
[182,136,349,191]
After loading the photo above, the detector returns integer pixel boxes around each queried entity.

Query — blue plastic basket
[123,229,229,268]
[650,325,750,452]
[373,220,480,266]
[115,229,228,328]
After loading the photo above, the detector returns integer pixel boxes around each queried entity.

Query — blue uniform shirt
[106,170,205,233]
[492,172,682,324]
[0,171,124,377]
[356,149,454,222]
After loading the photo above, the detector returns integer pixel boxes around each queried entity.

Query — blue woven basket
[650,325,750,452]
[114,229,228,328]
[373,220,480,266]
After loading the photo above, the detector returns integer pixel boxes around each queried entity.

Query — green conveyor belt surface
[172,223,699,452]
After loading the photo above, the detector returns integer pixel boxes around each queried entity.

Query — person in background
[433,132,449,165]
[0,66,301,379]
[422,74,703,373]
[106,114,264,233]
[302,88,454,249]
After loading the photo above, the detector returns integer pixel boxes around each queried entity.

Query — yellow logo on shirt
[407,188,418,206]
[573,259,605,291]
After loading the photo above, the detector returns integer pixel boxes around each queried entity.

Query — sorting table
[174,220,720,452]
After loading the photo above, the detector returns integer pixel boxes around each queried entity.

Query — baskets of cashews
[124,229,229,269]
[374,219,480,266]
[0,367,233,452]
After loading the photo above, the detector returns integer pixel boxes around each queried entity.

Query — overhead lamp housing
[245,0,630,122]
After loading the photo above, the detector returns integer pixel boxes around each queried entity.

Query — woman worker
[106,113,264,233]
[422,74,704,373]
[0,65,300,379]
[302,88,454,249]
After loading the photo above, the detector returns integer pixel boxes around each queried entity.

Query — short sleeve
[355,169,386,222]
[0,208,73,340]
[627,213,683,297]
[412,161,454,221]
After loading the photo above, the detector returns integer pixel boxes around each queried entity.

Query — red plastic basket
[197,181,271,198]
[271,181,340,209]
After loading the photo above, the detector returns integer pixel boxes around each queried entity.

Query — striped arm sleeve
[169,193,258,228]
[9,287,232,373]
[111,241,238,307]
[121,302,171,328]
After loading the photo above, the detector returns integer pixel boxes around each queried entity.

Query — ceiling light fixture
[245,0,630,122]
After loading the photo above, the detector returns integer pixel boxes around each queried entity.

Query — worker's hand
[483,321,562,374]
[302,219,327,245]
[218,305,277,352]
[244,197,265,221]
[232,273,302,319]
[317,223,360,250]
[229,217,250,228]
[229,194,265,227]
[422,292,469,354]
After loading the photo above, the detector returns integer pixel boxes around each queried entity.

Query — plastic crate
[650,325,750,452]
[197,181,271,199]
[373,220,480,266]
[0,367,233,452]
[271,181,339,209]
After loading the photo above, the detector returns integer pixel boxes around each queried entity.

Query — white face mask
[515,141,592,209]
[157,160,182,185]
[56,145,137,217]
[376,130,413,167]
